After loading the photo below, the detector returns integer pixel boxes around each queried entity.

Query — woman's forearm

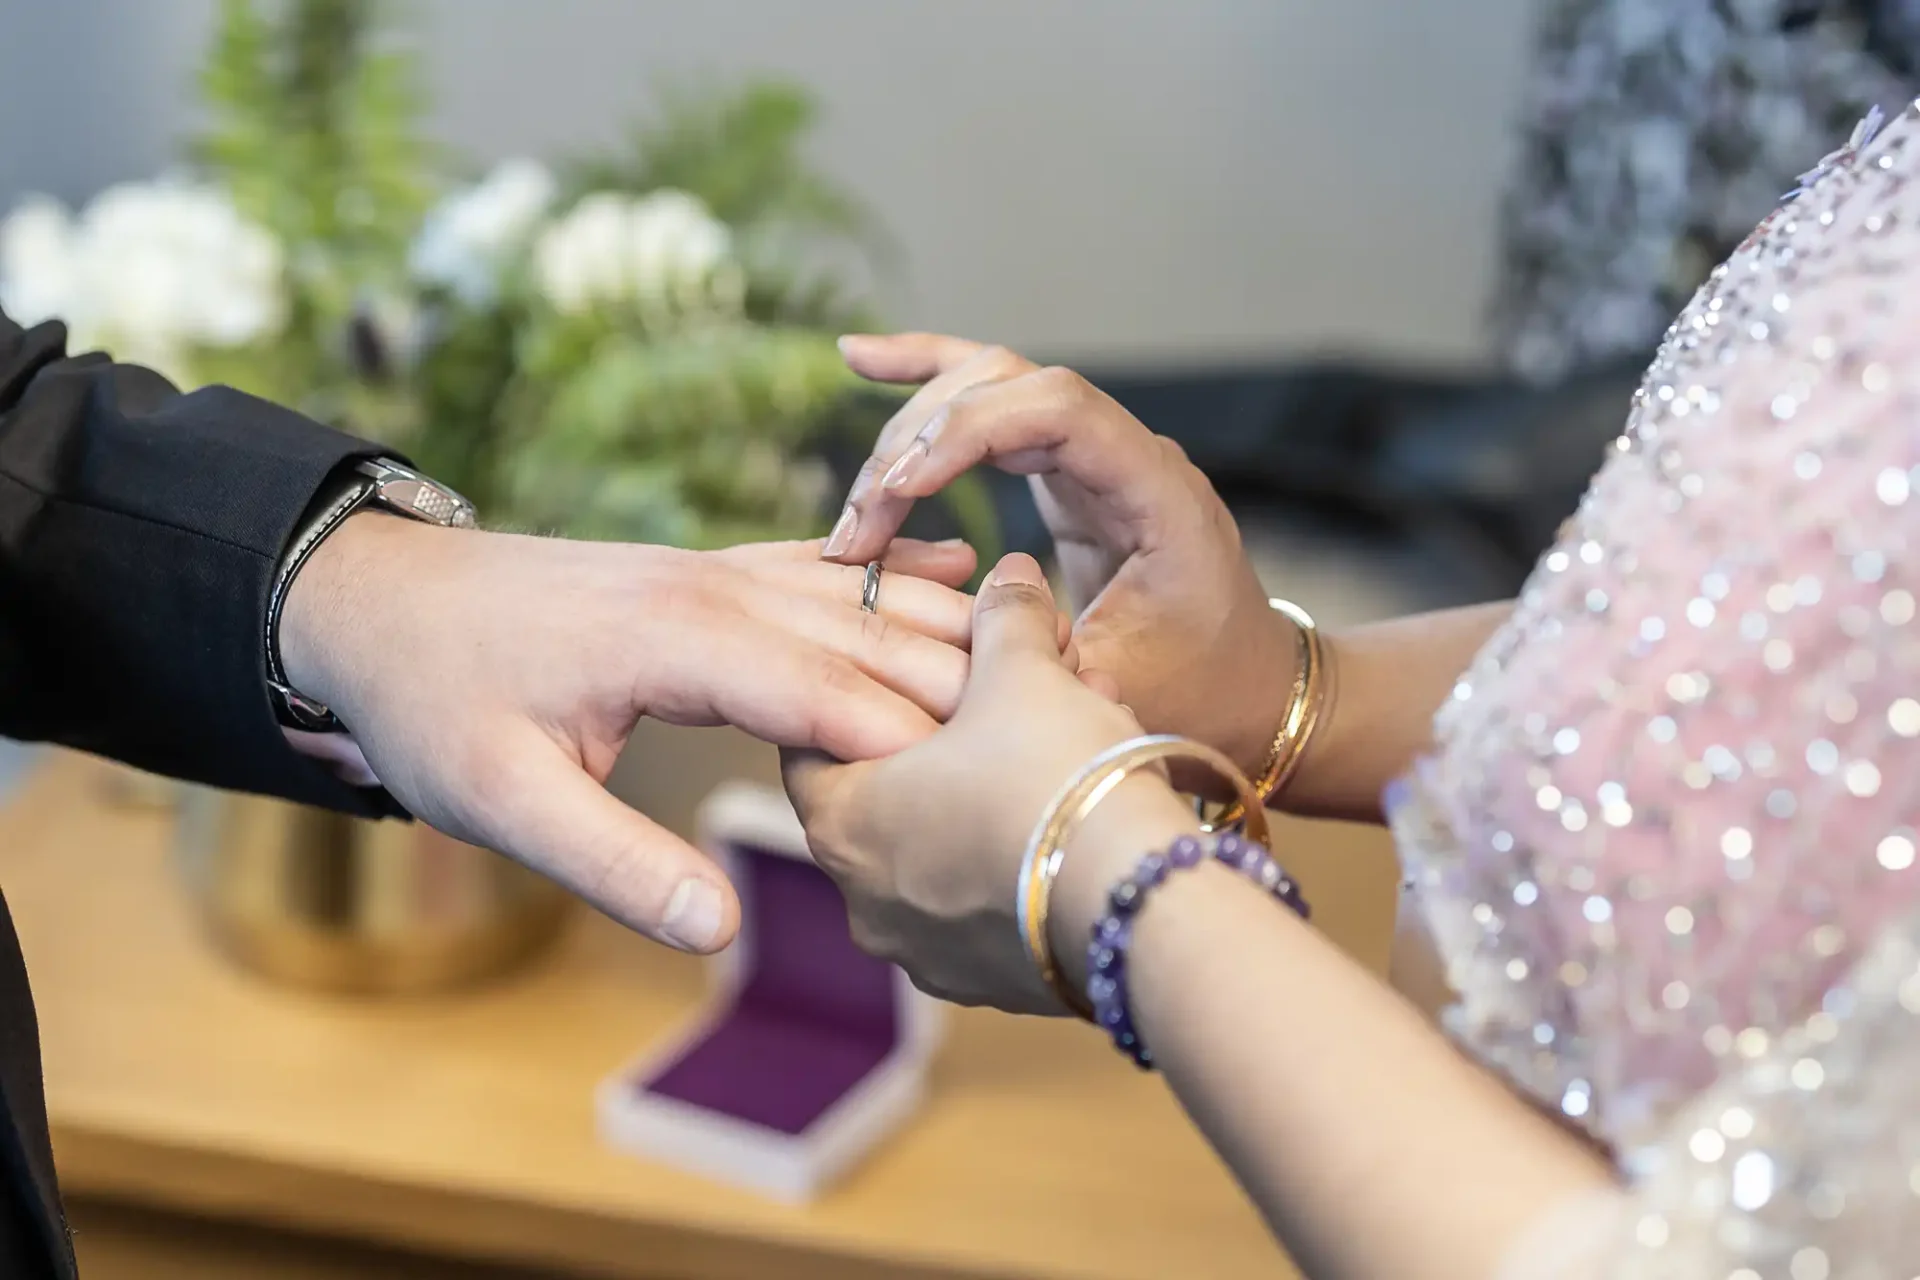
[1053,778,1615,1280]
[1285,602,1512,824]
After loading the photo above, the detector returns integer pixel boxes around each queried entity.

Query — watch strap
[265,459,476,733]
[265,468,378,732]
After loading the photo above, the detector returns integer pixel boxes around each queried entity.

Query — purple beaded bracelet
[1084,831,1309,1069]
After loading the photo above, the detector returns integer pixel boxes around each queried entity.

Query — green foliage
[500,325,856,547]
[185,6,997,558]
[195,0,432,414]
[563,80,898,331]
[401,292,523,512]
[565,81,869,244]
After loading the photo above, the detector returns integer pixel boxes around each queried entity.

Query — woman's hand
[783,553,1198,1013]
[280,520,979,954]
[821,332,1299,783]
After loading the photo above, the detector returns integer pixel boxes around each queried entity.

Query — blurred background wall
[0,0,1537,368]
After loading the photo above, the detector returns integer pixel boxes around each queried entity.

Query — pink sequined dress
[1386,103,1920,1274]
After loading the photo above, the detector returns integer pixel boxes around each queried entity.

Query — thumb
[970,554,1063,686]
[464,733,741,953]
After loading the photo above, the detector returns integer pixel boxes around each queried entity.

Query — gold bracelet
[1201,598,1331,831]
[1017,735,1271,1018]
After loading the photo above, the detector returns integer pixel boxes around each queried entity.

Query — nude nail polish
[881,440,929,490]
[822,504,858,557]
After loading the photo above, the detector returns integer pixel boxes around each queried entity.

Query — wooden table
[0,755,1400,1279]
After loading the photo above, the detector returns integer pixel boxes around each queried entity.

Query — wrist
[279,511,429,716]
[1217,603,1302,782]
[1271,624,1366,819]
[1268,623,1343,810]
[1048,773,1201,993]
[267,458,478,734]
[1196,600,1340,819]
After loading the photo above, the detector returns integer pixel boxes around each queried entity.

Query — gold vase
[174,788,573,994]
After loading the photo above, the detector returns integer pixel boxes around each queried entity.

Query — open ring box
[596,782,945,1202]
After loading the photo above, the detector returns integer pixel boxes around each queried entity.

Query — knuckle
[976,343,1018,372]
[1034,364,1089,403]
[975,343,1036,380]
[1209,499,1247,555]
[806,832,856,882]
[845,904,893,961]
[796,793,858,869]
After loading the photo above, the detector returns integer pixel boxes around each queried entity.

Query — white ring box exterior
[596,781,944,1203]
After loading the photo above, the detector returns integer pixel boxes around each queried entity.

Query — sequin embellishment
[1390,100,1920,1165]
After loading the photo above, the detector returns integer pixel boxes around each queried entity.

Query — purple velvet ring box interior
[596,781,944,1202]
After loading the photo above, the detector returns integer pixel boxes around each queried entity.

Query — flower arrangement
[0,0,994,554]
[0,183,286,384]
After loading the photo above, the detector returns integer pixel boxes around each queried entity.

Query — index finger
[838,332,987,384]
[826,343,1035,563]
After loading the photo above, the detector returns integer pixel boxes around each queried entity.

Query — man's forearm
[1284,601,1513,824]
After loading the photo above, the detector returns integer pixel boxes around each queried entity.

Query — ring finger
[740,583,970,721]
[749,559,974,647]
[719,536,979,590]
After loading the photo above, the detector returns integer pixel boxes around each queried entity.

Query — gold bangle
[1017,735,1271,1018]
[1202,598,1331,831]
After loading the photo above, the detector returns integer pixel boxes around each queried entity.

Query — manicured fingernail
[661,879,723,951]
[823,505,858,557]
[882,439,929,490]
[920,405,951,444]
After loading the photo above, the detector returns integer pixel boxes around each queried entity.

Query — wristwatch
[265,458,477,733]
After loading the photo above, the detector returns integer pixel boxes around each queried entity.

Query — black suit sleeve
[0,310,402,818]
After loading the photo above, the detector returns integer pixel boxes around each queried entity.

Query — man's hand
[279,515,977,954]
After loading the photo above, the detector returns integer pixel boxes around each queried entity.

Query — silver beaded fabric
[1389,101,1920,1272]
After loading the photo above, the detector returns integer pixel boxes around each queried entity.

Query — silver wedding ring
[861,561,884,614]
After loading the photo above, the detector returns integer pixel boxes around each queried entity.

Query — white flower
[625,189,732,304]
[0,196,80,327]
[532,192,634,315]
[411,158,556,305]
[1,179,284,382]
[530,188,736,318]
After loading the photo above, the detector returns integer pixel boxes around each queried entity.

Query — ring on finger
[861,561,885,614]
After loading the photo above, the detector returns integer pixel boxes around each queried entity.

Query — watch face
[378,477,475,527]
